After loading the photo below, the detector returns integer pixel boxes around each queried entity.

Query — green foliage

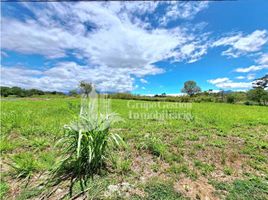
[194,160,215,175]
[54,93,124,191]
[226,178,268,200]
[143,136,167,158]
[1,97,268,199]
[79,81,92,96]
[115,158,132,174]
[0,136,19,152]
[247,88,268,105]
[0,86,64,97]
[9,152,40,178]
[144,181,184,200]
[168,164,197,179]
[223,167,233,175]
[226,94,236,104]
[252,74,268,89]
[16,188,43,200]
[55,116,124,186]
[0,181,9,199]
[69,89,79,96]
[211,177,268,200]
[181,80,201,96]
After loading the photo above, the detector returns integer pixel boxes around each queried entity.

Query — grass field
[1,97,268,199]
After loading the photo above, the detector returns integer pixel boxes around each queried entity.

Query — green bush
[227,95,236,104]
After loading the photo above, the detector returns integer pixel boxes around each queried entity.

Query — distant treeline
[1,86,267,106]
[0,86,64,97]
[108,90,268,106]
[107,91,244,103]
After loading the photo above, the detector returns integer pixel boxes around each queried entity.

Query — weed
[223,167,233,175]
[168,164,197,180]
[116,158,132,174]
[9,152,40,178]
[186,134,199,141]
[144,180,184,200]
[144,136,167,158]
[209,139,227,148]
[210,177,268,200]
[226,177,268,200]
[0,181,9,199]
[194,160,215,175]
[54,93,124,191]
[0,137,18,152]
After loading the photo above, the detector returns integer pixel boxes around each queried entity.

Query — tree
[69,89,78,96]
[80,81,92,96]
[252,74,268,89]
[181,81,201,96]
[0,87,10,97]
[248,74,268,105]
[247,88,268,105]
[226,94,235,104]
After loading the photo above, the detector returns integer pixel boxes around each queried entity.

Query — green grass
[1,97,268,199]
[211,177,268,200]
[0,181,9,199]
[142,180,185,200]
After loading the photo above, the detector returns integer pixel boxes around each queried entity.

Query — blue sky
[1,1,268,94]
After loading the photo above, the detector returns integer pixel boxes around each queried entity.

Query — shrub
[54,92,124,190]
[244,101,253,106]
[227,95,236,104]
[247,88,268,105]
[180,96,190,102]
[146,137,167,158]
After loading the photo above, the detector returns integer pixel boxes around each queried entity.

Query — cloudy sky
[1,1,268,94]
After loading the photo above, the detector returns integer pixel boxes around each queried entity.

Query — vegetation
[2,76,268,106]
[247,88,268,105]
[1,97,268,199]
[54,95,124,192]
[0,76,267,199]
[79,81,93,96]
[181,80,201,96]
[0,86,64,97]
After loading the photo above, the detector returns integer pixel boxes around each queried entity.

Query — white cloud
[246,74,255,80]
[1,51,8,58]
[140,78,148,84]
[256,53,268,65]
[208,77,252,89]
[1,62,137,92]
[235,65,268,73]
[236,76,245,80]
[207,77,229,84]
[1,2,211,92]
[213,30,268,58]
[159,2,209,25]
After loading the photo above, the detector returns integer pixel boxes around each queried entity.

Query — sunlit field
[1,97,268,199]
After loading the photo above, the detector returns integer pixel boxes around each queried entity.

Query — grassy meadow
[1,97,268,199]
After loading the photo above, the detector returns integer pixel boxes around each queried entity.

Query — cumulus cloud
[1,62,137,92]
[213,30,268,58]
[208,77,252,89]
[1,2,211,92]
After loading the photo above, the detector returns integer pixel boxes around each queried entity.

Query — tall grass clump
[54,85,124,190]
